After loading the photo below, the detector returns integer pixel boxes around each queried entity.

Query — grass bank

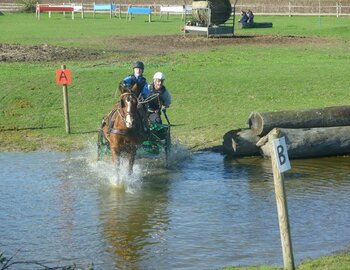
[1,13,350,152]
[223,250,350,269]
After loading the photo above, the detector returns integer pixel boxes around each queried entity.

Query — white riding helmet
[153,72,165,80]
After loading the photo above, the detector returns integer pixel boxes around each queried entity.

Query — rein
[138,93,159,104]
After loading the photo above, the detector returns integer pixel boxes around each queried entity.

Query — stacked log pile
[223,105,350,159]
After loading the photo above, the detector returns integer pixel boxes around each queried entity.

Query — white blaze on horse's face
[125,95,133,128]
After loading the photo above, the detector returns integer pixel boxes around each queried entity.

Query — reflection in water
[97,174,172,269]
[0,150,350,269]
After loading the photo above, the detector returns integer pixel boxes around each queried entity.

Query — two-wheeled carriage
[97,114,171,168]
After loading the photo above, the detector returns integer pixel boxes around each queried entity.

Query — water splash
[167,139,192,168]
[84,139,190,193]
[87,159,142,193]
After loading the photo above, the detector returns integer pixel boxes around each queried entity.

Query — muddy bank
[0,35,330,62]
[0,43,102,62]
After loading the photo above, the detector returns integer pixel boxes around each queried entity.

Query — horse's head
[119,81,138,96]
[118,82,139,128]
[119,92,138,129]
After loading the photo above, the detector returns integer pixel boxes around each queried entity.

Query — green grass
[222,251,350,269]
[237,15,350,39]
[0,13,184,47]
[1,13,350,152]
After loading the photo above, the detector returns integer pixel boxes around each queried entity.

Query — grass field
[1,13,350,152]
[1,12,350,270]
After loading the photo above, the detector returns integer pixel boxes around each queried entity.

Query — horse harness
[107,92,140,137]
[101,90,160,143]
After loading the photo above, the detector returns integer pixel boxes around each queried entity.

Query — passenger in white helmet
[147,72,171,124]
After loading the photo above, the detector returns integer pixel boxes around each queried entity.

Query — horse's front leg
[127,146,137,175]
[111,147,120,168]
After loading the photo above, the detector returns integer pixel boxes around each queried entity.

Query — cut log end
[223,128,260,157]
[247,112,264,135]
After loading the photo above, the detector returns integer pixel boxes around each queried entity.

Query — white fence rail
[1,2,350,17]
[236,2,350,17]
[0,3,23,12]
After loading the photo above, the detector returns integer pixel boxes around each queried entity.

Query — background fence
[1,1,350,16]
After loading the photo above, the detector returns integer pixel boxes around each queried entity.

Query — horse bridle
[117,92,139,128]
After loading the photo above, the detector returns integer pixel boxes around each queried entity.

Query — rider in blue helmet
[123,61,149,99]
[122,61,150,133]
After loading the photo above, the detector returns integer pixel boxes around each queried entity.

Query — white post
[36,3,40,20]
[288,2,291,17]
[128,5,131,21]
[319,0,321,17]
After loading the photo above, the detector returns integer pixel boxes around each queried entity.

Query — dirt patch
[107,34,331,55]
[0,35,331,62]
[0,43,102,62]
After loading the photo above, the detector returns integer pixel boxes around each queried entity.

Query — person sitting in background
[147,72,171,124]
[239,11,248,23]
[247,9,254,23]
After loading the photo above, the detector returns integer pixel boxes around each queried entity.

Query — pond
[1,146,350,270]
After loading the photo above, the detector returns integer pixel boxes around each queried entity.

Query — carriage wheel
[97,129,104,161]
[165,127,171,168]
[97,129,110,161]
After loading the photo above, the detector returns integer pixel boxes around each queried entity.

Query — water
[1,148,350,270]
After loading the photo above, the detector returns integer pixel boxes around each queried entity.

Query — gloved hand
[161,105,167,113]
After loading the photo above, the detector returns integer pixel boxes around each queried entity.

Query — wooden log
[258,126,350,159]
[223,128,260,157]
[248,105,350,136]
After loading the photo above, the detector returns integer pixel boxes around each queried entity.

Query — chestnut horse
[101,83,147,174]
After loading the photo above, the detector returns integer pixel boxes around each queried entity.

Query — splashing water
[80,142,142,193]
[84,139,190,193]
[87,158,142,193]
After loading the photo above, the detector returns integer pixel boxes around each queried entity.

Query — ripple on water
[1,150,350,269]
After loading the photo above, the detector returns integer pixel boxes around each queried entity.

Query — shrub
[17,0,39,13]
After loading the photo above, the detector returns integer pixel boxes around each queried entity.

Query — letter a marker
[56,69,72,85]
[56,65,71,133]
